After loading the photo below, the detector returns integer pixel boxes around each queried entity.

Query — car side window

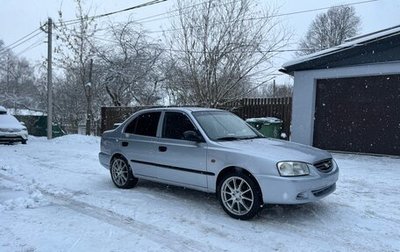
[162,112,197,140]
[125,112,161,137]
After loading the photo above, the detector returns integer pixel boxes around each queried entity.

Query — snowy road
[1,135,399,252]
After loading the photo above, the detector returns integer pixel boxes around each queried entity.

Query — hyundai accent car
[0,106,28,144]
[99,107,339,219]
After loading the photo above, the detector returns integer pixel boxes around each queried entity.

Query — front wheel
[110,157,138,189]
[217,173,262,220]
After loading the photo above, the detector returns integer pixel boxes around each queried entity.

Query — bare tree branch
[164,0,290,107]
[297,5,361,56]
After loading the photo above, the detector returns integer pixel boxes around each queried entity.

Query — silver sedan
[99,107,339,220]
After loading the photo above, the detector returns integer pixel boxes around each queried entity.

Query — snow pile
[0,191,48,211]
[49,134,100,145]
[0,185,48,211]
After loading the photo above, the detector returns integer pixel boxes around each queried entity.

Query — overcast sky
[1,0,399,82]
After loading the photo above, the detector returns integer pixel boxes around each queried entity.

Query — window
[162,112,197,140]
[193,111,258,140]
[125,112,161,137]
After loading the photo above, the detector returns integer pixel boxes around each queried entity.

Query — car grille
[0,135,23,142]
[314,159,333,173]
[0,128,20,132]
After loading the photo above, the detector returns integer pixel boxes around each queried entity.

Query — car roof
[136,107,224,113]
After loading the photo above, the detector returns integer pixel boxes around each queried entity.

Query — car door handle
[158,146,167,152]
[122,141,128,147]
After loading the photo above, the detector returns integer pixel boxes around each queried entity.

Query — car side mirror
[113,123,122,129]
[183,130,203,142]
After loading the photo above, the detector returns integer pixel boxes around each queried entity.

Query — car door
[120,111,162,178]
[154,111,209,189]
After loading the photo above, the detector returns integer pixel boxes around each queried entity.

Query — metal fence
[100,97,292,135]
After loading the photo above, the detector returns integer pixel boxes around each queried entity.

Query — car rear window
[125,112,161,137]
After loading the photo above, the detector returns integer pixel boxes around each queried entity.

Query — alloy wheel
[111,158,129,187]
[220,176,254,216]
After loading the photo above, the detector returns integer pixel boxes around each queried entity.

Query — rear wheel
[217,172,262,220]
[110,157,138,189]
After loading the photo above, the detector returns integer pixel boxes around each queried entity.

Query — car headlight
[277,161,310,176]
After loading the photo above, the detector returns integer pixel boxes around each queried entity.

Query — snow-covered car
[0,106,28,144]
[99,107,339,219]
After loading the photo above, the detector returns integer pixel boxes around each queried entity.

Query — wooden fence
[221,97,292,135]
[101,97,292,135]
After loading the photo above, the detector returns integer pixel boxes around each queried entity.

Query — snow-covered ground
[0,135,399,252]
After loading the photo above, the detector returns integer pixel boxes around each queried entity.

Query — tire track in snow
[0,173,222,252]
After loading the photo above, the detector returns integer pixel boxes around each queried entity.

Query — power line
[0,29,42,54]
[273,0,378,18]
[135,0,242,24]
[57,0,167,27]
[0,28,40,52]
[0,0,166,56]
[129,0,375,25]
[145,0,379,34]
[16,38,45,57]
[70,0,243,35]
[55,0,378,38]
[0,0,376,58]
[94,0,167,19]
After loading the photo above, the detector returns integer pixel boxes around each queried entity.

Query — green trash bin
[246,117,283,138]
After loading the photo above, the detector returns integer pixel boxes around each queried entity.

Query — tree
[0,40,41,110]
[297,5,361,55]
[250,81,293,98]
[165,0,289,107]
[94,20,164,106]
[55,0,97,134]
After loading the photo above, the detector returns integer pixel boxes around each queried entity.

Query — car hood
[0,115,25,131]
[215,138,331,164]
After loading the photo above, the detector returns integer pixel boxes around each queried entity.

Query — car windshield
[0,114,22,127]
[193,111,262,141]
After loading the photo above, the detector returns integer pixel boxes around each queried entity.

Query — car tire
[21,140,27,144]
[217,172,262,220]
[110,156,138,189]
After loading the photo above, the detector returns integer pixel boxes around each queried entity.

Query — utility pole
[86,58,93,135]
[46,18,53,139]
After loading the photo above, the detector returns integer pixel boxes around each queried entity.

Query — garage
[314,75,400,155]
[280,25,400,156]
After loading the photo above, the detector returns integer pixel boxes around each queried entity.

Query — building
[280,25,400,156]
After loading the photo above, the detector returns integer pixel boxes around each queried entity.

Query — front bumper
[99,152,111,169]
[256,167,339,204]
[0,132,28,143]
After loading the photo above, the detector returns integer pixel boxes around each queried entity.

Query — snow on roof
[282,25,400,69]
[7,108,45,116]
